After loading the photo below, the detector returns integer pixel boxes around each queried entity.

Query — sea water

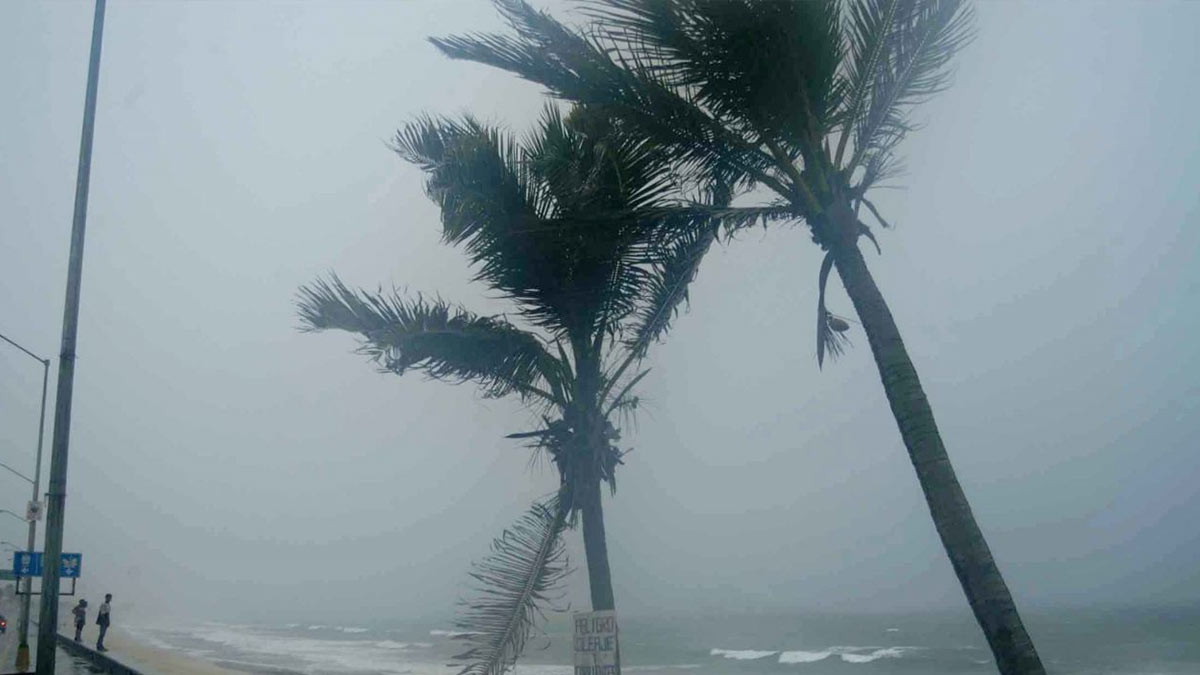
[130,605,1200,675]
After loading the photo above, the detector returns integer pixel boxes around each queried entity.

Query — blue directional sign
[13,551,41,577]
[10,552,83,578]
[60,553,82,578]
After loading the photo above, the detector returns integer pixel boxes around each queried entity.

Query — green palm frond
[816,252,851,368]
[296,275,564,403]
[393,105,692,344]
[585,0,842,162]
[840,0,975,185]
[625,221,716,358]
[432,0,789,199]
[834,0,904,168]
[452,496,571,675]
[623,181,734,358]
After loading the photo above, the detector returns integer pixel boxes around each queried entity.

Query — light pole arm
[0,461,35,484]
[0,509,28,523]
[0,332,49,366]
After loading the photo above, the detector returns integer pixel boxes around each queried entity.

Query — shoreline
[88,629,241,675]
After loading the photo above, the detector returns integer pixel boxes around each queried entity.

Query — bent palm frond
[452,497,571,675]
[297,275,563,402]
[816,252,851,368]
[585,0,842,162]
[432,0,788,198]
[843,0,975,184]
[625,220,716,358]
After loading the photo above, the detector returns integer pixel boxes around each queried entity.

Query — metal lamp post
[36,1,106,672]
[0,332,49,671]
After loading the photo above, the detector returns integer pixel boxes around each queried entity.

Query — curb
[55,634,148,675]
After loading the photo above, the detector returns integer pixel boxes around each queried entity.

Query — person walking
[95,593,112,651]
[72,599,88,641]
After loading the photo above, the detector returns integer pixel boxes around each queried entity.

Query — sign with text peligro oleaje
[574,610,618,675]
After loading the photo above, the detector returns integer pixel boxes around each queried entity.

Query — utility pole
[36,1,106,672]
[0,331,50,672]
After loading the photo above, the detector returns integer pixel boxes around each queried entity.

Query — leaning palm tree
[431,1,1044,673]
[298,106,727,675]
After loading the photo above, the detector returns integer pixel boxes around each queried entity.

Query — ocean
[129,606,1200,675]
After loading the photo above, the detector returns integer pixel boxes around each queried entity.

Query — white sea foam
[374,640,420,650]
[885,628,900,632]
[710,649,778,660]
[714,645,921,666]
[337,626,369,633]
[430,629,483,638]
[839,647,910,663]
[778,650,831,663]
[180,623,439,674]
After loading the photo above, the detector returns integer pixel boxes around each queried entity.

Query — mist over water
[2,0,1199,674]
[130,606,1200,675]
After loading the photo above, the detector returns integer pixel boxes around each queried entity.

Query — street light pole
[0,332,50,671]
[21,360,48,668]
[37,1,106,672]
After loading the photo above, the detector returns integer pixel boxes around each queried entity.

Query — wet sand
[95,631,239,675]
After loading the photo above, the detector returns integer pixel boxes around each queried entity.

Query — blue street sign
[60,552,82,578]
[13,551,41,577]
[10,552,83,578]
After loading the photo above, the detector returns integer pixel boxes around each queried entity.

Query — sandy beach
[88,630,239,675]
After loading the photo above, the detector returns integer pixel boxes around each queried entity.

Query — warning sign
[573,610,618,675]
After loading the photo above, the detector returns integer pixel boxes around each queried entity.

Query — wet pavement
[0,602,94,674]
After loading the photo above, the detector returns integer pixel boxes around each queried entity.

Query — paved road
[0,593,91,675]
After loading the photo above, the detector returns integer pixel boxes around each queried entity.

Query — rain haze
[1,1,1198,673]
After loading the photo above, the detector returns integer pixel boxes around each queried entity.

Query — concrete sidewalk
[56,635,147,675]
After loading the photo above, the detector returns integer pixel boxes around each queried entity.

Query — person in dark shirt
[72,599,88,641]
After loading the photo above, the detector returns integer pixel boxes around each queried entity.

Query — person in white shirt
[95,593,112,652]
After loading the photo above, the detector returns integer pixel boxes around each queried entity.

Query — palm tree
[298,106,727,675]
[430,1,1044,673]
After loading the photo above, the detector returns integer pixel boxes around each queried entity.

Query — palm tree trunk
[581,475,617,612]
[829,224,1045,675]
[580,474,620,674]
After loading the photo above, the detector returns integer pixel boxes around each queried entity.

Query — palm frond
[842,0,975,184]
[431,0,789,199]
[835,0,904,168]
[452,497,571,675]
[296,275,563,402]
[586,0,843,162]
[816,252,851,368]
[604,367,650,417]
[625,216,717,358]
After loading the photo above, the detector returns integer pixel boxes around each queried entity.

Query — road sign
[27,500,43,522]
[13,551,41,577]
[573,610,618,675]
[60,552,82,578]
[10,552,83,578]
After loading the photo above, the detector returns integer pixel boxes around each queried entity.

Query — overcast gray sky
[1,1,1197,625]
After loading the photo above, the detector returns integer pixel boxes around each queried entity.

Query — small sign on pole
[573,610,619,675]
[26,500,43,522]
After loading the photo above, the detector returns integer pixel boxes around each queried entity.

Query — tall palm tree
[430,1,1044,673]
[298,106,729,675]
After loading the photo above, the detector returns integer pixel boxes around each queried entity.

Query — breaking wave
[710,649,778,660]
[713,645,920,665]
